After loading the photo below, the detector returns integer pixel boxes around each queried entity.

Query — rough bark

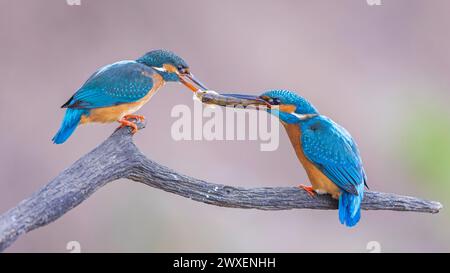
[0,123,443,252]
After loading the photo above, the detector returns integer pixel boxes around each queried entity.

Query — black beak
[179,73,208,92]
[186,73,208,90]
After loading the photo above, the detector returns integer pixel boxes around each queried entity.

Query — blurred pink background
[1,0,449,252]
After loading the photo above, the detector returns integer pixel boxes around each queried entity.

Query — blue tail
[52,108,87,144]
[338,184,364,227]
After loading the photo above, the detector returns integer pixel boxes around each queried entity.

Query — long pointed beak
[218,93,272,108]
[179,73,208,92]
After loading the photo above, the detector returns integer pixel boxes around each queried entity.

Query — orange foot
[298,184,316,197]
[123,114,145,122]
[118,118,139,134]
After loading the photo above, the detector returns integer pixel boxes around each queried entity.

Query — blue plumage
[63,61,155,109]
[53,61,155,144]
[301,116,366,195]
[262,90,319,115]
[300,116,366,226]
[53,49,198,144]
[258,90,367,227]
[137,49,188,82]
[52,108,88,144]
[339,183,364,227]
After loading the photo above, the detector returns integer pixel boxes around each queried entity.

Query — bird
[52,49,207,144]
[221,90,368,227]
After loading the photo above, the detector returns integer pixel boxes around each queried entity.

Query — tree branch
[0,123,443,252]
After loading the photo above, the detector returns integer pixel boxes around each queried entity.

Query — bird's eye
[260,95,281,105]
[270,98,281,105]
[178,66,188,74]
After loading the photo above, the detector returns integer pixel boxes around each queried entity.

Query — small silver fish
[195,90,270,109]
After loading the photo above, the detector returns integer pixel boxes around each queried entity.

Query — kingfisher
[220,90,368,227]
[52,49,207,144]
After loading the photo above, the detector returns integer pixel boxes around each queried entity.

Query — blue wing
[63,60,155,109]
[301,116,367,195]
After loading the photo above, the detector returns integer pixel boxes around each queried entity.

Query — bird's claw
[117,118,139,134]
[298,184,316,197]
[123,114,145,122]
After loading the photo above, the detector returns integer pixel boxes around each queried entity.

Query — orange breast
[283,123,341,199]
[80,73,164,124]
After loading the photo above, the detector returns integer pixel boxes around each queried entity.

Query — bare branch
[0,123,443,252]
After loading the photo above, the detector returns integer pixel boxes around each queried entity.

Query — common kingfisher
[53,49,207,144]
[221,90,368,227]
